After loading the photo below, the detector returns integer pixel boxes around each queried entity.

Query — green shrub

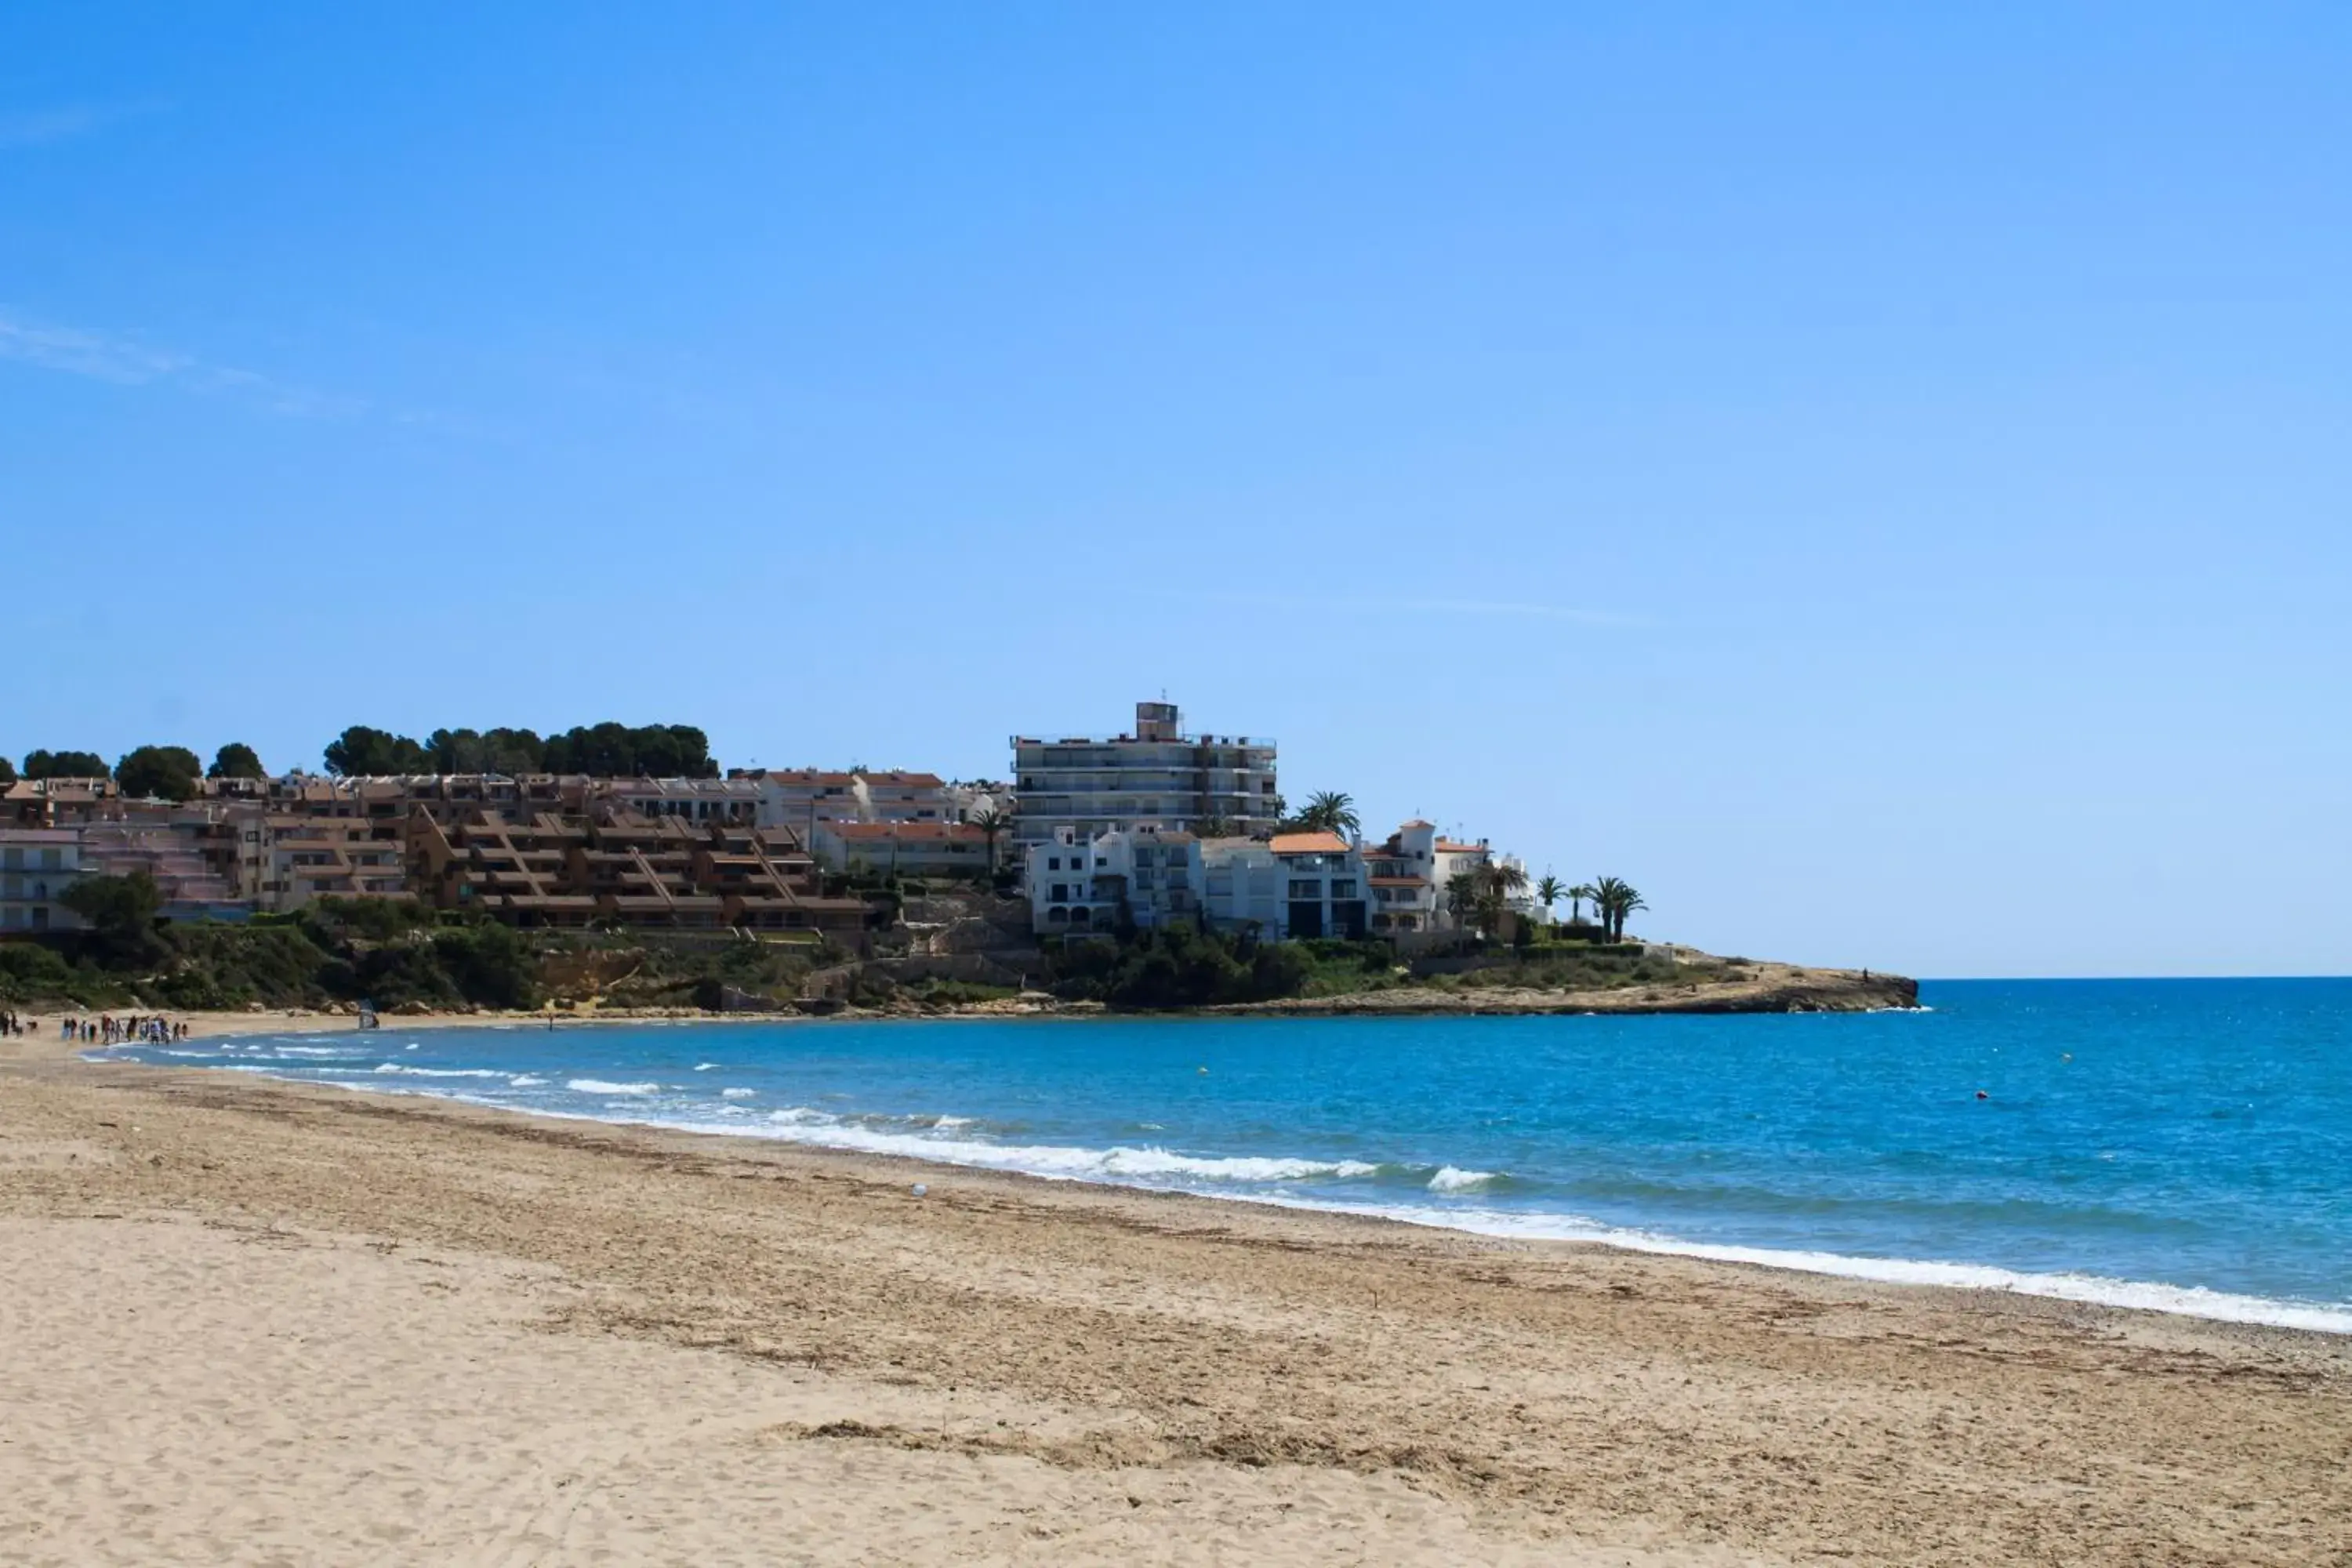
[0,940,137,1008]
[1041,924,1327,1010]
[429,924,538,1010]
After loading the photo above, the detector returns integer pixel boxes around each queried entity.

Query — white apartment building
[1011,700,1277,847]
[811,820,993,879]
[0,829,85,934]
[1025,824,1203,935]
[748,770,960,835]
[601,776,762,826]
[1198,830,1371,940]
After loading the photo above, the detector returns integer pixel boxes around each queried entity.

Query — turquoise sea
[111,978,2352,1331]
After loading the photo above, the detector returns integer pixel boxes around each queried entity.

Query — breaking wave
[373,1064,505,1078]
[738,1106,1381,1185]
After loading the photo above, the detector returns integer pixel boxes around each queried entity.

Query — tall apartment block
[1010,700,1278,846]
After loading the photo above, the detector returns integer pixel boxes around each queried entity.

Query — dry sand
[2,1024,2347,1566]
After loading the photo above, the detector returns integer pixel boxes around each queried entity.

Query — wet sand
[2,1027,2346,1565]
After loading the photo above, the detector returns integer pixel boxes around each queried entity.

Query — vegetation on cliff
[0,877,1906,1019]
[1036,923,1711,1011]
[0,892,827,1015]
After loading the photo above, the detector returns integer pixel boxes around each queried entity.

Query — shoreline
[0,957,1916,1044]
[5,1044,2346,1562]
[0,957,1916,1034]
[49,1018,2352,1339]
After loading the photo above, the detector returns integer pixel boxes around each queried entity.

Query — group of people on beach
[19,1014,192,1045]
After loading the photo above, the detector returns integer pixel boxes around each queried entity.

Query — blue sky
[4,5,2347,978]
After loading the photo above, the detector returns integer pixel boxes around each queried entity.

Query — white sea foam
[931,1115,975,1128]
[509,1074,549,1087]
[372,1064,504,1078]
[741,1107,1377,1184]
[694,1062,719,1072]
[661,1109,2352,1335]
[567,1079,660,1095]
[1292,1200,2352,1336]
[264,1045,369,1058]
[720,1087,757,1100]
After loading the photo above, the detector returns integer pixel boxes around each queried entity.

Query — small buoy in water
[911,1183,928,1197]
[1197,1066,1209,1075]
[2061,1052,2073,1063]
[1975,1090,1990,1101]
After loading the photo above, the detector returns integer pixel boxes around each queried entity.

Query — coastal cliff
[0,883,1912,1023]
[1200,960,1918,1018]
[826,954,1919,1020]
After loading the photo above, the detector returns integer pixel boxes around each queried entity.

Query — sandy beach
[3,1022,2347,1566]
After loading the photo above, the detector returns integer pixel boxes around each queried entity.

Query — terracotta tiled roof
[1269,831,1350,855]
[1436,839,1486,854]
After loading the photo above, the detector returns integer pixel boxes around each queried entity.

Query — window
[1287,879,1320,898]
[1048,856,1061,871]
[1050,884,1069,902]
[1330,880,1356,898]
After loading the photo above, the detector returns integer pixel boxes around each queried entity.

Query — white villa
[1026,825,1373,941]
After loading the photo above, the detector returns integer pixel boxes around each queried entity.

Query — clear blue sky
[5,5,2347,978]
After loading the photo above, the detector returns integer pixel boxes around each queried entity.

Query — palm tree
[1589,877,1624,938]
[1614,885,1649,941]
[971,805,1011,873]
[1566,882,1598,926]
[1445,867,1486,933]
[1590,877,1649,942]
[1442,860,1526,940]
[1534,874,1566,925]
[1296,790,1361,842]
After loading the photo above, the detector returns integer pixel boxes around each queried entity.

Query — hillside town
[1,701,1552,949]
